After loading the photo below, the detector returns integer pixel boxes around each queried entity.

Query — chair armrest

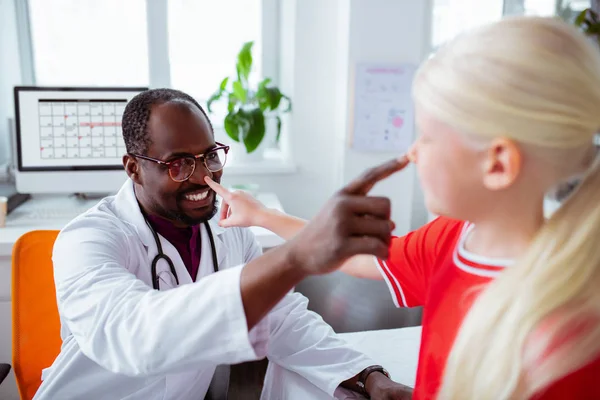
[0,363,11,385]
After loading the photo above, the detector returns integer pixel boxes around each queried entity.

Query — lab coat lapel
[112,179,155,247]
[195,219,228,279]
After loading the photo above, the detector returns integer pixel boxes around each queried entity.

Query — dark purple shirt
[146,214,201,281]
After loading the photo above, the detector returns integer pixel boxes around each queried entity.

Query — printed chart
[38,99,127,160]
[351,64,416,153]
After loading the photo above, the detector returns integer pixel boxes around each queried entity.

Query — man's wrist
[357,365,390,397]
[364,371,388,396]
[278,241,311,279]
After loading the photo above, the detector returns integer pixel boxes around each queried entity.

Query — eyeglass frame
[129,142,230,182]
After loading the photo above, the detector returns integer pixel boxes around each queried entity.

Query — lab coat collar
[114,179,226,248]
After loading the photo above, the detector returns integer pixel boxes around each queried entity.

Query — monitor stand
[73,192,112,201]
[0,183,31,214]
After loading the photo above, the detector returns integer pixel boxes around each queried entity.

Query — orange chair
[10,230,62,400]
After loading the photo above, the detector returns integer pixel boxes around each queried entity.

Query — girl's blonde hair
[413,16,600,399]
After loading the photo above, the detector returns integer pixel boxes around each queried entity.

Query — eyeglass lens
[168,148,227,182]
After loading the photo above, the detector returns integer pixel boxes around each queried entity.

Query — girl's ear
[123,154,142,185]
[482,137,522,190]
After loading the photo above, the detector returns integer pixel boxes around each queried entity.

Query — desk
[0,193,285,400]
[0,193,285,256]
[261,326,422,400]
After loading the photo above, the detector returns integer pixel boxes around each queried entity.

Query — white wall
[341,0,432,233]
[0,0,23,165]
[223,0,432,233]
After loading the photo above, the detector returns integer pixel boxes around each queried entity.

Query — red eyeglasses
[130,143,230,182]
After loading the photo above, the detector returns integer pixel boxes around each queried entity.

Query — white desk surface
[261,326,422,400]
[0,193,285,255]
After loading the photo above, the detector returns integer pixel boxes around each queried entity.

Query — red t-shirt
[377,217,600,400]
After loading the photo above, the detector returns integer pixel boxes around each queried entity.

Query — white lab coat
[34,180,375,400]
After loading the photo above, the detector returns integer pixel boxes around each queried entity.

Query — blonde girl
[206,16,600,399]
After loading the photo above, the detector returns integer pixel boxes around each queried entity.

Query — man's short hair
[122,88,213,155]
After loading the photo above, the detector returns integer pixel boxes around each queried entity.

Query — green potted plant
[574,7,600,46]
[557,1,600,46]
[206,41,291,159]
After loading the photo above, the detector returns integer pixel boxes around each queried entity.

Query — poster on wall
[350,63,416,153]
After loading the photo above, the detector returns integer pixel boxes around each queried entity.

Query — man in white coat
[34,89,412,400]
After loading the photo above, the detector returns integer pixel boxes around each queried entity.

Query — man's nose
[188,159,213,184]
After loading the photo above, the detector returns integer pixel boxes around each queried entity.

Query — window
[167,0,265,142]
[432,0,504,48]
[432,0,592,48]
[505,0,591,17]
[521,0,558,15]
[168,0,263,107]
[28,0,149,86]
[25,0,277,98]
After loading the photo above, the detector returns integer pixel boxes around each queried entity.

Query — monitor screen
[14,87,147,171]
[13,86,147,194]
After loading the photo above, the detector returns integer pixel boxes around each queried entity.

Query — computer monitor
[13,86,147,195]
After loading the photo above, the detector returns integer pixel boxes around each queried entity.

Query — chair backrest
[12,230,61,400]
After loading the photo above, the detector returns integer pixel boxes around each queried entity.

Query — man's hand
[284,156,409,276]
[237,157,408,329]
[365,372,413,400]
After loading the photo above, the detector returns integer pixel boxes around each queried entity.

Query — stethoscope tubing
[145,217,219,290]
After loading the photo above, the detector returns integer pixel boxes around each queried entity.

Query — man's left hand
[365,372,413,400]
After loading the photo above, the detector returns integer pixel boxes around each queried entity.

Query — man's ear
[123,154,142,185]
[482,137,522,191]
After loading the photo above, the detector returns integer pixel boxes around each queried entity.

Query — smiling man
[34,89,412,400]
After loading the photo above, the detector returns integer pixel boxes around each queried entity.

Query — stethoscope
[144,216,219,290]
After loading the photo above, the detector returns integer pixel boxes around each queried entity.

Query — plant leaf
[282,94,292,112]
[227,93,237,113]
[219,77,229,91]
[206,91,222,113]
[238,114,252,145]
[586,22,600,34]
[236,41,254,82]
[258,77,272,90]
[275,115,282,143]
[207,77,230,112]
[255,80,269,111]
[589,9,600,24]
[575,8,588,26]
[267,87,283,110]
[241,107,265,153]
[224,113,241,142]
[232,81,247,103]
[256,86,283,111]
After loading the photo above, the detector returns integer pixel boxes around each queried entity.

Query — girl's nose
[407,142,418,164]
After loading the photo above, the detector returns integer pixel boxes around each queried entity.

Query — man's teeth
[185,191,209,201]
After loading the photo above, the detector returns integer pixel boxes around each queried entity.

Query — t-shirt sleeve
[375,217,465,308]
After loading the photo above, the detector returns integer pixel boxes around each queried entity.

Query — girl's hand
[204,177,269,228]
